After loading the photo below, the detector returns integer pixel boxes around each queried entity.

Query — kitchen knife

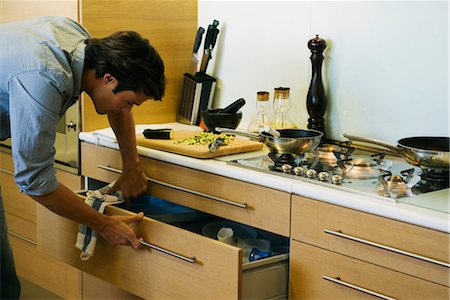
[193,27,205,54]
[198,20,220,75]
[189,27,205,74]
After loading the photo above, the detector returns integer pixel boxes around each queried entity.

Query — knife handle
[143,129,173,139]
[193,27,205,54]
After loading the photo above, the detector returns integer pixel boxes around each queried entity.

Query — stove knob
[318,172,330,182]
[331,174,343,185]
[281,164,293,173]
[306,169,318,179]
[293,166,306,176]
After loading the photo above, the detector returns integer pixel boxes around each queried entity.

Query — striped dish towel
[75,182,124,261]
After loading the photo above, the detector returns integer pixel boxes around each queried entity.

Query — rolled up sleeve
[8,71,62,196]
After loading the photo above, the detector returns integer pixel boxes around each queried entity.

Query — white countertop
[79,123,450,233]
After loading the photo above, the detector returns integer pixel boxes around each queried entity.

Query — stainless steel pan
[342,134,450,170]
[216,127,323,155]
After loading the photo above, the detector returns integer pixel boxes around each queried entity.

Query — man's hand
[98,212,144,248]
[109,164,148,198]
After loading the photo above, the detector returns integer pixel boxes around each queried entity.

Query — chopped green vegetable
[174,132,234,145]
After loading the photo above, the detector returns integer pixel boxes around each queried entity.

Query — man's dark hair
[84,31,165,100]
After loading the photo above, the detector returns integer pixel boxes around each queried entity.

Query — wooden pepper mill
[306,34,327,137]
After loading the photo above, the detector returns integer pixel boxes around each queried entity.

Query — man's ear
[103,73,117,85]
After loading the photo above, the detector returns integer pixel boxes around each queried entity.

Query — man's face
[91,74,149,114]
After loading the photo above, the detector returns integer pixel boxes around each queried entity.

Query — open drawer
[36,195,288,299]
[81,142,291,237]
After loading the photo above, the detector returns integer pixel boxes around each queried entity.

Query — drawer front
[291,196,450,286]
[36,204,243,299]
[9,234,82,299]
[290,241,449,300]
[81,142,291,236]
[0,170,36,223]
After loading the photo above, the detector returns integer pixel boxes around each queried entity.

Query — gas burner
[377,169,421,199]
[316,142,355,165]
[335,152,393,179]
[268,152,304,168]
[413,168,450,193]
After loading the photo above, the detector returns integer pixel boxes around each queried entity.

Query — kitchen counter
[79,123,450,233]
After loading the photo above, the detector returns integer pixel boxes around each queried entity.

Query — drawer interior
[84,178,290,299]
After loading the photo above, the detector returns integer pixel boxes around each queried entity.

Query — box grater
[177,72,216,125]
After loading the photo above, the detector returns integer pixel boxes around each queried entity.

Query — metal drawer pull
[8,230,37,246]
[324,229,450,268]
[0,167,14,175]
[139,240,196,263]
[96,164,248,208]
[323,275,397,300]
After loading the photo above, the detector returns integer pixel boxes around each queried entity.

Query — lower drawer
[9,233,82,299]
[36,201,288,299]
[290,241,449,300]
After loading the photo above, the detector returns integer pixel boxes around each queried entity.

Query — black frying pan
[342,134,450,170]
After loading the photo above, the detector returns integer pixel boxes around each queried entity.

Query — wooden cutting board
[135,131,263,158]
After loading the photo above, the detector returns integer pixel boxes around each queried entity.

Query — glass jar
[270,87,296,129]
[247,91,272,133]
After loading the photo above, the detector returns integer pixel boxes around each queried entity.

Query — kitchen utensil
[177,73,217,125]
[202,220,257,241]
[189,26,205,73]
[216,127,323,155]
[136,131,262,158]
[217,227,236,245]
[242,238,271,262]
[307,34,327,135]
[342,134,450,170]
[218,98,246,114]
[261,125,281,138]
[198,20,220,75]
[143,128,174,139]
[209,137,227,153]
[200,109,243,133]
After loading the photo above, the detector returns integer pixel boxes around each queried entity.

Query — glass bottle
[247,91,271,133]
[270,87,296,129]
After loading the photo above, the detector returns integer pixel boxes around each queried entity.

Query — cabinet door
[291,195,450,286]
[37,205,243,299]
[290,241,449,300]
[9,235,82,299]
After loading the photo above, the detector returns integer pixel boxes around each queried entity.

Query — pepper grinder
[306,34,327,137]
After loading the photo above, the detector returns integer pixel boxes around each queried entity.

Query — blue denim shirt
[0,17,90,196]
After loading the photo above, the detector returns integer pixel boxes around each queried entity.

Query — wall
[198,0,449,143]
[81,0,197,131]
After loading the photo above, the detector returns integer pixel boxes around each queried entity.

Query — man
[0,16,165,298]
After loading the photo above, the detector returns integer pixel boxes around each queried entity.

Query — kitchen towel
[75,182,124,261]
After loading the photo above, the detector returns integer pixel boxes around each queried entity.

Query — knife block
[177,72,217,125]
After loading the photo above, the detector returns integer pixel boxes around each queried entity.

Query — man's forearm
[31,183,109,232]
[108,111,139,168]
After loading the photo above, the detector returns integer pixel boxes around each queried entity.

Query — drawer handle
[139,240,196,263]
[96,164,248,209]
[323,275,397,300]
[8,230,37,246]
[324,229,450,268]
[0,167,14,175]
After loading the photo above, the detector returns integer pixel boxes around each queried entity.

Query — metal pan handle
[215,127,261,141]
[341,134,399,152]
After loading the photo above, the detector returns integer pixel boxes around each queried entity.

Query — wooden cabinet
[36,142,291,299]
[290,241,449,300]
[289,195,450,299]
[0,148,84,298]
